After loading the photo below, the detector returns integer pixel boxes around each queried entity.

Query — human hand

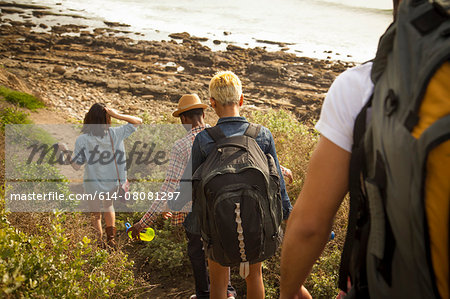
[130,223,143,240]
[285,168,293,184]
[57,142,68,151]
[281,166,294,184]
[104,107,121,118]
[280,286,311,299]
[163,212,173,220]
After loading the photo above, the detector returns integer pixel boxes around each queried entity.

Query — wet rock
[255,39,292,47]
[1,8,24,14]
[169,32,190,40]
[165,65,177,72]
[9,20,26,27]
[53,65,66,75]
[32,10,51,17]
[104,21,130,27]
[187,53,214,67]
[0,2,49,10]
[191,36,208,42]
[93,28,106,35]
[80,31,91,37]
[29,44,40,51]
[226,44,244,52]
[247,62,286,79]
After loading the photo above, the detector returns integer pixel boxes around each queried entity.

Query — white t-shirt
[315,62,374,153]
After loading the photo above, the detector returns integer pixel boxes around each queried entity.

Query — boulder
[247,62,286,78]
[169,32,190,40]
[53,65,66,75]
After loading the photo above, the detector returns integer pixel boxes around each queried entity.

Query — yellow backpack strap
[412,61,450,299]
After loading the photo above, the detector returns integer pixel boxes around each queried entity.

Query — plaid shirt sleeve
[138,139,188,228]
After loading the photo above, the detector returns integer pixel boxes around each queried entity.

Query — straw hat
[172,94,208,117]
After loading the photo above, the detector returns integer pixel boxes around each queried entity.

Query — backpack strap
[338,96,373,294]
[411,1,449,35]
[108,129,122,187]
[206,126,226,143]
[244,123,261,139]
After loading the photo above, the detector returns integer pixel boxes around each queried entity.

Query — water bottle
[329,231,335,241]
[125,222,155,241]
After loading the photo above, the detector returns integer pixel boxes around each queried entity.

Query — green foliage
[248,109,318,139]
[246,109,318,200]
[0,106,345,298]
[0,86,44,110]
[5,157,73,211]
[141,111,179,125]
[0,108,31,131]
[6,124,57,147]
[139,220,190,278]
[247,109,343,297]
[0,209,135,298]
[305,244,342,298]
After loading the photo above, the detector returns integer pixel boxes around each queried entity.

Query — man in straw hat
[131,93,237,299]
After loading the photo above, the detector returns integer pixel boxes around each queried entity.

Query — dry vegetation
[0,86,349,298]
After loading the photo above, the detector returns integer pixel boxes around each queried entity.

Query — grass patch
[0,107,31,131]
[0,86,44,110]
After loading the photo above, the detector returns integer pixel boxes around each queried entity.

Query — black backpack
[192,123,283,278]
[339,0,450,298]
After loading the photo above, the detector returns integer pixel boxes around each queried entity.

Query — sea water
[13,0,393,62]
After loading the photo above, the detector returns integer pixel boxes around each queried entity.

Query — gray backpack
[339,0,450,298]
[192,123,283,278]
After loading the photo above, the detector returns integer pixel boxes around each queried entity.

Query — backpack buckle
[384,89,399,116]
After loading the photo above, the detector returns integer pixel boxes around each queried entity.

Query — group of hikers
[57,0,449,298]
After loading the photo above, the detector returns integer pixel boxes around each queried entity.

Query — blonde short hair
[209,71,242,105]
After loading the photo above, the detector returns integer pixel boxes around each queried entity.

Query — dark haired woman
[59,103,142,248]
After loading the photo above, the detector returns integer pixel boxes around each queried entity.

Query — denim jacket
[183,116,293,234]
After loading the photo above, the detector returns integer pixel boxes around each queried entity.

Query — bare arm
[105,107,142,126]
[280,136,350,299]
[57,143,81,171]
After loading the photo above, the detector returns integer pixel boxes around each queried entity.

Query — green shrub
[0,108,31,131]
[138,220,191,278]
[246,109,344,298]
[0,209,135,298]
[5,157,73,212]
[246,109,318,201]
[0,86,44,110]
[305,244,342,298]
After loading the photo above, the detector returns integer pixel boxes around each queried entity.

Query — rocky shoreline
[0,2,355,124]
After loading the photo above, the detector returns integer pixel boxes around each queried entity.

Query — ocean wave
[313,0,393,15]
